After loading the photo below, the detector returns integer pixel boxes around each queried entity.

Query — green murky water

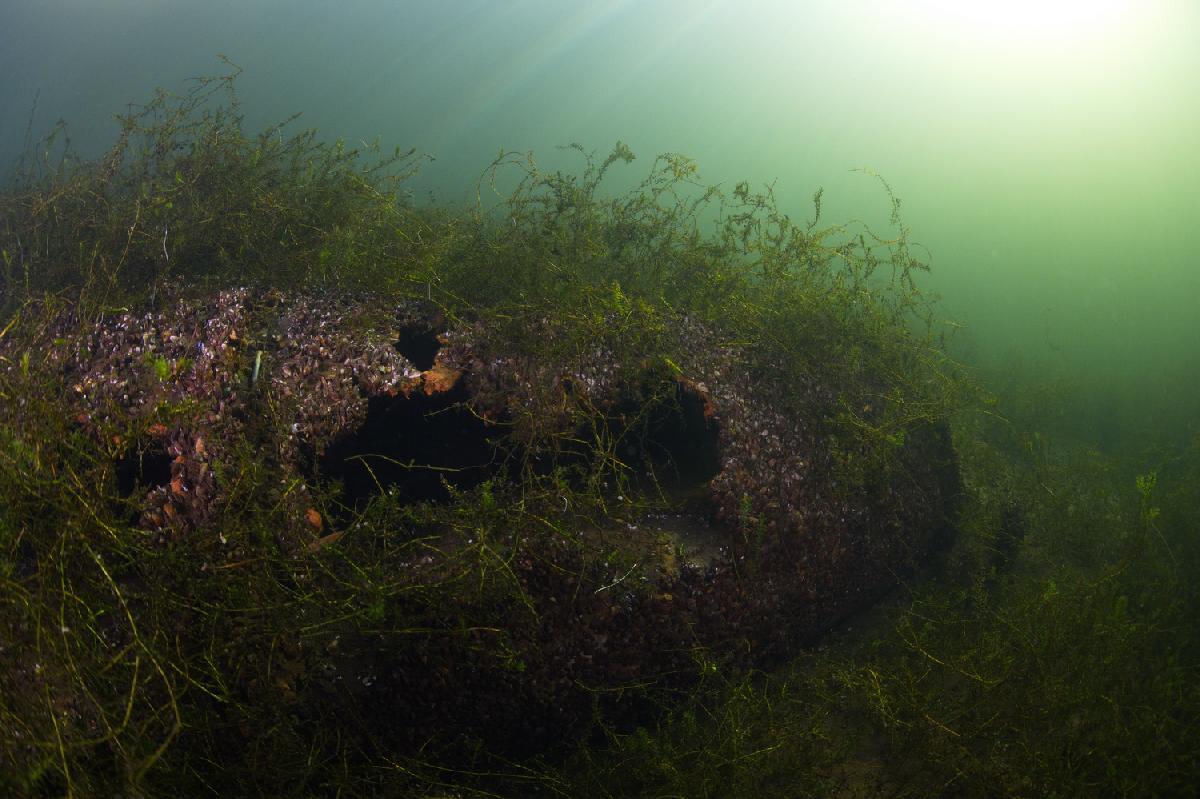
[1,2,1197,796]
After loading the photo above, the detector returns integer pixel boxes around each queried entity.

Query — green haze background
[2,0,1197,447]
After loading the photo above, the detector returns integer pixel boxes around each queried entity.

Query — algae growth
[0,67,1196,798]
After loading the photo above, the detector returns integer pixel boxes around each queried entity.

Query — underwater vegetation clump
[0,60,432,320]
[547,420,1200,799]
[0,68,1196,798]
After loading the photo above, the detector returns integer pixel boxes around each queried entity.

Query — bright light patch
[909,0,1135,40]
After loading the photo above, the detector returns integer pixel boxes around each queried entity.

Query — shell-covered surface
[0,286,961,753]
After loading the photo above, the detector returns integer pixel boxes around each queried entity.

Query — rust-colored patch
[305,507,323,532]
[678,376,716,421]
[306,530,344,553]
[421,364,461,396]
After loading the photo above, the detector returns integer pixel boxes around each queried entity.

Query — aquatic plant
[3,66,1191,799]
[0,58,430,320]
[533,407,1200,799]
